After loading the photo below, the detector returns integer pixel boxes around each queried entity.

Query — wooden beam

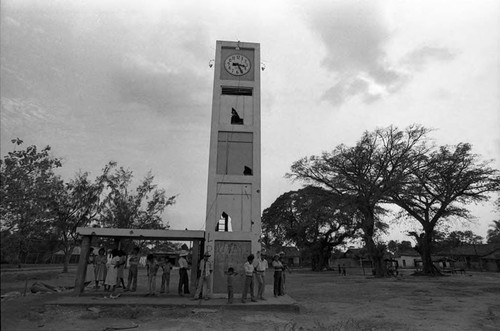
[76,227,205,240]
[74,235,91,295]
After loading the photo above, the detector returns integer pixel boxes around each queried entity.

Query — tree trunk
[364,235,386,277]
[62,246,72,273]
[317,251,326,271]
[311,255,319,271]
[420,229,439,275]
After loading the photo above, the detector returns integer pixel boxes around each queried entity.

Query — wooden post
[74,235,91,295]
[190,240,201,293]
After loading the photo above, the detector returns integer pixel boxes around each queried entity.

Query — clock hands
[232,62,247,74]
[225,55,250,75]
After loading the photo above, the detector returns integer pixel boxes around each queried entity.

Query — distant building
[436,243,500,272]
[265,247,301,266]
[329,248,373,270]
[393,249,421,269]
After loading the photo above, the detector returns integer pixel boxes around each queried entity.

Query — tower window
[221,87,253,96]
[215,212,232,232]
[217,132,253,175]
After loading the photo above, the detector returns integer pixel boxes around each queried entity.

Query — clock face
[224,54,252,76]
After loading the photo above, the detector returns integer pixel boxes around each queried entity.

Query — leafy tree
[0,139,62,263]
[390,143,499,274]
[487,221,500,243]
[98,164,176,230]
[288,125,430,276]
[50,163,113,272]
[262,186,359,271]
[387,240,413,254]
[487,197,500,243]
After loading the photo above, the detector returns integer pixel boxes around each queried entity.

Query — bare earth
[1,266,500,330]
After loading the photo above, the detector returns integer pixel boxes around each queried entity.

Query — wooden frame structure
[74,227,205,295]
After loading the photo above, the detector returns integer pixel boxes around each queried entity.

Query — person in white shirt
[254,250,268,300]
[241,254,257,303]
[193,252,213,300]
[178,251,190,296]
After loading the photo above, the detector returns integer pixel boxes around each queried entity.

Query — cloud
[111,55,202,107]
[303,1,455,106]
[403,46,456,71]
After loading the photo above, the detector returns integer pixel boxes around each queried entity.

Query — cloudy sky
[1,0,499,241]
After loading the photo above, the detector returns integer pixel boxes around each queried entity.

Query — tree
[387,240,413,254]
[288,125,430,276]
[50,163,113,272]
[98,164,176,230]
[390,143,499,274]
[487,197,500,243]
[487,221,500,243]
[430,230,483,253]
[0,139,62,264]
[262,186,359,271]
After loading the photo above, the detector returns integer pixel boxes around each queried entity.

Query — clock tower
[205,40,261,292]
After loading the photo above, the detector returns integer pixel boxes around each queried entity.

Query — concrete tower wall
[205,40,261,292]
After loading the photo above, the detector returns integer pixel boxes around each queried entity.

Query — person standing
[160,256,173,294]
[178,251,190,296]
[254,250,268,300]
[272,254,283,297]
[225,267,238,304]
[279,251,289,295]
[85,247,96,286]
[241,254,257,303]
[125,247,140,292]
[104,249,120,293]
[146,254,159,296]
[94,248,107,290]
[116,250,126,289]
[193,252,213,300]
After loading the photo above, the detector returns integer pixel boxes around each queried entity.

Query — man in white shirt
[178,251,190,296]
[193,252,213,300]
[254,250,268,300]
[241,254,257,303]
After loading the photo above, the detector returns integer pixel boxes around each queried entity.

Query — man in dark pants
[241,254,257,303]
[125,247,140,292]
[178,251,190,296]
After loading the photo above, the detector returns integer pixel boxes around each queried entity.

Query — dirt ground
[1,265,500,330]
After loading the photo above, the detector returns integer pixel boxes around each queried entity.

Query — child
[85,248,96,287]
[146,254,159,296]
[125,247,140,292]
[94,248,107,290]
[159,256,173,294]
[225,267,238,304]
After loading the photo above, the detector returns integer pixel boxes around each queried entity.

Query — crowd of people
[195,249,291,304]
[85,246,175,298]
[84,247,291,302]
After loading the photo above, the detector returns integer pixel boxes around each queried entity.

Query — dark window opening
[243,166,253,176]
[222,87,253,96]
[217,132,253,175]
[215,212,232,232]
[231,108,244,125]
